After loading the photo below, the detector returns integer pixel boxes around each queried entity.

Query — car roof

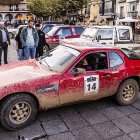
[54,25,83,28]
[61,41,119,52]
[87,25,131,29]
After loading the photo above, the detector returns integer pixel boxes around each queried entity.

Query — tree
[29,0,86,17]
[29,0,47,17]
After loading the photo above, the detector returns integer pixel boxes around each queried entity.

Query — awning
[116,17,140,22]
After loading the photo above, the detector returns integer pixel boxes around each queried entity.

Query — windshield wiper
[43,60,50,68]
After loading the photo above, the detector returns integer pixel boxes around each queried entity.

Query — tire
[0,94,37,130]
[8,32,14,39]
[115,79,139,105]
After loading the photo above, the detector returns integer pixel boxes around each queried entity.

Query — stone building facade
[0,0,34,21]
[116,0,140,19]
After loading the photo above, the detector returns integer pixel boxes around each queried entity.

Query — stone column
[89,0,101,24]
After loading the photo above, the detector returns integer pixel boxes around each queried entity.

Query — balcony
[127,11,138,18]
[126,0,139,2]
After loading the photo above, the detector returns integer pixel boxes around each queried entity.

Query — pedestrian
[15,27,24,60]
[35,23,50,58]
[0,22,10,65]
[20,20,39,60]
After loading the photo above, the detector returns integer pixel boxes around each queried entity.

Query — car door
[59,51,114,104]
[108,51,126,94]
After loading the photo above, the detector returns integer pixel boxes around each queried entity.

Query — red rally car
[0,42,140,130]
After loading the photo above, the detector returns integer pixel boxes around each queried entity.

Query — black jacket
[0,28,10,46]
[37,30,46,46]
[15,27,23,49]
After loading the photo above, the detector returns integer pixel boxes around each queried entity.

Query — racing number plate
[84,75,99,95]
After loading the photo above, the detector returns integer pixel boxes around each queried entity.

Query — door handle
[101,75,110,78]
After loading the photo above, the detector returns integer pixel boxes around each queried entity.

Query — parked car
[7,25,27,39]
[0,41,140,130]
[45,25,84,49]
[63,25,140,51]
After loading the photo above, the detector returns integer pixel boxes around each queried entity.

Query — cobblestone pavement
[0,40,140,140]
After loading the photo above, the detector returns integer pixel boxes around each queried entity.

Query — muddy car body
[0,42,140,130]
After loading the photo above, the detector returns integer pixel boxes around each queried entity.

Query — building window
[105,1,112,14]
[120,6,124,18]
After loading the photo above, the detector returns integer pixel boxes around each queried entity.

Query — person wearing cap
[0,22,10,65]
[35,23,50,58]
[20,20,39,60]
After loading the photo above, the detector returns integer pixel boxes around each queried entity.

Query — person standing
[15,27,24,60]
[35,23,50,58]
[20,20,39,60]
[0,22,10,65]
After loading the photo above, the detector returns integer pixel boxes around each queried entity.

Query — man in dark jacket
[15,27,24,60]
[0,22,10,65]
[20,20,39,60]
[35,23,50,58]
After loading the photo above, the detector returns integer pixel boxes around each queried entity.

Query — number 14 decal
[84,75,99,94]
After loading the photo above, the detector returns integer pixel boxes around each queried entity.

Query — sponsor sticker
[36,84,58,94]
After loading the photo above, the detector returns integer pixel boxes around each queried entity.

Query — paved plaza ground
[0,40,140,140]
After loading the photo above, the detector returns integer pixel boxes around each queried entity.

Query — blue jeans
[24,46,36,60]
[18,49,24,60]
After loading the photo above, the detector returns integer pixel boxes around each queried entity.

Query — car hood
[0,60,58,87]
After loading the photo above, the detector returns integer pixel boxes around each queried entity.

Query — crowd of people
[0,20,50,65]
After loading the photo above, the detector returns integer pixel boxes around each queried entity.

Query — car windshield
[39,45,81,72]
[81,28,98,38]
[47,26,59,36]
[121,48,140,60]
[42,25,54,34]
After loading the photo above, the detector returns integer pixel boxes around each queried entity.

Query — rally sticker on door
[84,75,99,94]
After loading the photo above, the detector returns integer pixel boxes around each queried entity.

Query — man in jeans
[0,22,10,65]
[20,20,39,59]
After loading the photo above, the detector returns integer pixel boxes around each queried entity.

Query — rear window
[42,25,54,34]
[119,29,130,40]
[47,26,59,36]
[74,27,84,35]
[121,48,140,60]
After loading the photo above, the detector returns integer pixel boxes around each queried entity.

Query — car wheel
[8,32,14,39]
[0,94,37,130]
[115,79,139,105]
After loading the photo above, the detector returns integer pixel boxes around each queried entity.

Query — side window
[56,28,72,37]
[74,27,84,35]
[97,29,113,40]
[109,52,123,67]
[75,52,108,71]
[119,29,130,40]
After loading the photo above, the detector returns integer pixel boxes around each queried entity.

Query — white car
[7,25,27,39]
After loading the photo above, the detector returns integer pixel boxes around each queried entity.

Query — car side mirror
[71,68,86,76]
